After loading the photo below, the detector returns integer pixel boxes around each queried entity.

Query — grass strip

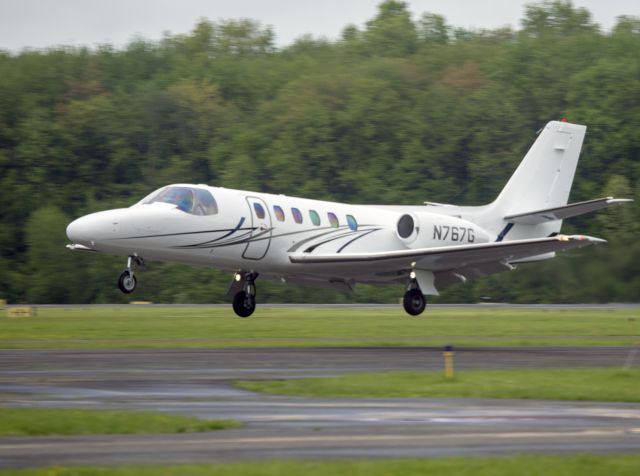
[0,408,239,436]
[1,455,640,476]
[1,307,639,349]
[237,367,640,402]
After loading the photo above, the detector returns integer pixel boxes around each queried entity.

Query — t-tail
[478,120,630,243]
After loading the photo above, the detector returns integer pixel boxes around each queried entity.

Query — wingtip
[565,235,607,244]
[606,198,634,205]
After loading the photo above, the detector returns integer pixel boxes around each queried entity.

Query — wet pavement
[1,347,639,468]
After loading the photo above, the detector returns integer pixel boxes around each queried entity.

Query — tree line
[1,1,638,304]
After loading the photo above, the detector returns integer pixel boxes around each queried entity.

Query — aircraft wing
[288,235,605,273]
[504,197,632,225]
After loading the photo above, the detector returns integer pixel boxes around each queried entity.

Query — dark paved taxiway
[1,347,639,468]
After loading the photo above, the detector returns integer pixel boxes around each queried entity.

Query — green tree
[0,2,638,304]
[25,207,93,303]
[363,0,418,56]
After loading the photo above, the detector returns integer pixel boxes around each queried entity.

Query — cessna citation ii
[67,121,631,317]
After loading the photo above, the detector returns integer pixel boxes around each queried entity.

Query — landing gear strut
[403,280,426,316]
[230,272,258,318]
[117,256,144,294]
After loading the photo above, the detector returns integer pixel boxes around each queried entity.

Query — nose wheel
[118,270,137,294]
[229,272,258,317]
[117,256,144,294]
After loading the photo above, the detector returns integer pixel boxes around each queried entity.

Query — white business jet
[67,121,631,317]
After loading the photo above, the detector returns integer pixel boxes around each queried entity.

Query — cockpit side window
[141,186,218,216]
[138,187,165,205]
[156,187,194,212]
[194,189,218,215]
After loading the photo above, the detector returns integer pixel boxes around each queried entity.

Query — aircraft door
[243,196,272,260]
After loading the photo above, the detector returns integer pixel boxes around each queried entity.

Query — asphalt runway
[1,347,639,468]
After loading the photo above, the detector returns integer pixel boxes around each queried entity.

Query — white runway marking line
[3,428,640,451]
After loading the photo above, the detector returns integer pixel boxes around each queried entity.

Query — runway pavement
[1,347,639,468]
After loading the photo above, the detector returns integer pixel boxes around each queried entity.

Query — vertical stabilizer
[473,121,587,241]
[495,121,586,216]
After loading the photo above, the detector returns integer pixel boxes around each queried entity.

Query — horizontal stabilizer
[289,235,605,271]
[504,197,633,225]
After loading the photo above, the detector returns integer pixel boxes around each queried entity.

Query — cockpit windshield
[140,186,218,215]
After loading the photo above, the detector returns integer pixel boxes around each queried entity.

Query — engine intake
[396,214,418,242]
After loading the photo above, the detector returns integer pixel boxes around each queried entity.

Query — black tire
[118,271,137,294]
[232,291,256,318]
[403,288,426,316]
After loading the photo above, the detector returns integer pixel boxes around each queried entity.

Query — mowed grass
[2,455,640,476]
[1,306,639,349]
[237,368,640,402]
[0,408,239,436]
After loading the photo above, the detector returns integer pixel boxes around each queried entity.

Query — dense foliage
[1,1,638,304]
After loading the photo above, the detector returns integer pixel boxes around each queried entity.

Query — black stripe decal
[153,224,384,251]
[180,217,247,247]
[336,228,380,253]
[114,223,252,240]
[286,227,346,252]
[174,230,255,249]
[178,227,375,251]
[495,223,514,242]
[304,228,357,253]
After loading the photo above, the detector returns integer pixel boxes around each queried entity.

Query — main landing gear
[229,272,258,318]
[117,256,145,294]
[403,280,426,316]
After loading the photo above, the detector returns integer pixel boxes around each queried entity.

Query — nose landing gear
[118,269,137,294]
[228,272,258,317]
[117,256,145,294]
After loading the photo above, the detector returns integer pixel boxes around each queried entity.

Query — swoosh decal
[154,224,386,251]
[198,216,246,244]
[173,228,274,249]
[336,228,381,253]
[174,230,255,249]
[113,222,253,240]
[178,217,247,247]
[286,227,348,253]
[304,229,360,253]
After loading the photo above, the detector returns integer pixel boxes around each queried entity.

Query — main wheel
[118,270,137,294]
[403,288,426,316]
[232,291,256,318]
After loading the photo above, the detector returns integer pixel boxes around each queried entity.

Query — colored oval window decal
[309,210,321,226]
[292,207,303,224]
[253,202,265,219]
[346,215,358,231]
[273,205,285,222]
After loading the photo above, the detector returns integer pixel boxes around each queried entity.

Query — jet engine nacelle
[396,211,490,248]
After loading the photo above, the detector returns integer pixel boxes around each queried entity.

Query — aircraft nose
[66,209,129,246]
[66,216,91,243]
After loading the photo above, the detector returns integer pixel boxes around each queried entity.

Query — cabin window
[328,212,339,228]
[309,210,321,226]
[141,186,218,216]
[346,214,358,231]
[273,205,285,222]
[292,207,303,224]
[253,202,266,219]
